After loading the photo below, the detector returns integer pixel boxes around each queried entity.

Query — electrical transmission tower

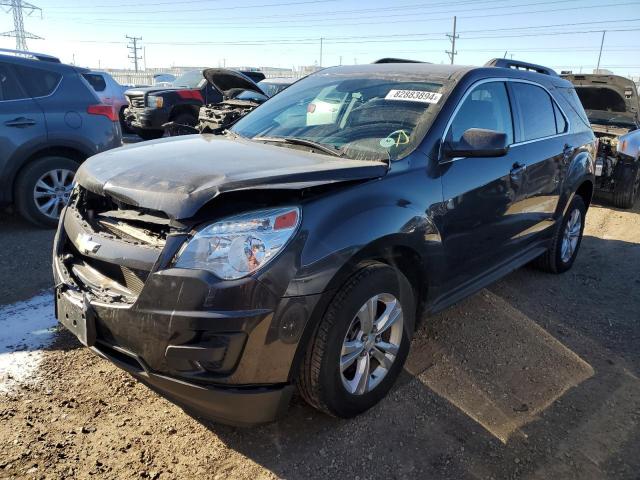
[126,35,142,72]
[445,15,459,65]
[0,0,42,51]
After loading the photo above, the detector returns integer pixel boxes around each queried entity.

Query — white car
[82,71,130,131]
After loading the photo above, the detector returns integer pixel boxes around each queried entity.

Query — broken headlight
[174,207,300,280]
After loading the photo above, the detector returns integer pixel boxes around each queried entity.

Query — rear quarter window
[13,65,62,98]
[511,83,556,141]
[82,73,107,92]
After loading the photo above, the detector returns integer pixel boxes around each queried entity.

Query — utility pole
[319,37,323,68]
[0,0,42,51]
[596,30,606,73]
[126,35,142,72]
[446,16,459,65]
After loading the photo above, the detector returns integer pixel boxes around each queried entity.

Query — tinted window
[511,83,556,141]
[82,73,107,92]
[553,101,568,134]
[13,65,62,97]
[0,64,26,101]
[448,81,514,145]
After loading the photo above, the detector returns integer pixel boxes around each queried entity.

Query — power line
[126,35,142,72]
[56,0,638,28]
[0,0,42,51]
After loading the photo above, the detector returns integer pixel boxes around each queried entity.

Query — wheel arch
[6,145,88,205]
[288,239,429,383]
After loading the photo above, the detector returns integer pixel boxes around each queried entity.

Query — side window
[553,101,568,134]
[13,65,62,97]
[447,81,514,145]
[511,83,557,141]
[0,63,27,101]
[82,73,107,93]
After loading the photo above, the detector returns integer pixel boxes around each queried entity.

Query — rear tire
[136,129,164,141]
[612,162,640,209]
[535,195,586,274]
[15,156,79,228]
[297,263,415,418]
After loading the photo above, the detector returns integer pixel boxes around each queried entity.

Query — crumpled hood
[75,135,387,219]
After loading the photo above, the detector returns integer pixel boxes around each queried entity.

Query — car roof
[315,62,571,88]
[0,53,86,74]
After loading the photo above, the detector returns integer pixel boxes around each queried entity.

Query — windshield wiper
[253,136,343,157]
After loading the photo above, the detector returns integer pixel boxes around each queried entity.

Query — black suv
[123,69,266,140]
[0,49,122,226]
[53,59,596,426]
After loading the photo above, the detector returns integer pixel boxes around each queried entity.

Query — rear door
[0,61,47,180]
[439,80,527,288]
[508,81,569,237]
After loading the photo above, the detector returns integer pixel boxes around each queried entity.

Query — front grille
[61,187,171,301]
[128,95,145,109]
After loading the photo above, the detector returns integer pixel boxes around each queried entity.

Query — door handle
[510,162,527,177]
[4,117,36,128]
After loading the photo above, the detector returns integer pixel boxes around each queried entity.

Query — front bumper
[52,204,322,425]
[125,106,170,130]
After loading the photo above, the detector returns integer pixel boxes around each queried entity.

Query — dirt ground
[0,199,639,480]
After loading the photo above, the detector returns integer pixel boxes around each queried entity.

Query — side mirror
[444,128,509,158]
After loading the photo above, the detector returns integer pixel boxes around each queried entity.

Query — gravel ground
[0,199,639,479]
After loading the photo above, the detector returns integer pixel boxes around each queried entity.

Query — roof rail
[372,58,428,64]
[0,48,61,63]
[485,58,557,76]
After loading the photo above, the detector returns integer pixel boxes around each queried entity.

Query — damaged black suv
[53,59,596,426]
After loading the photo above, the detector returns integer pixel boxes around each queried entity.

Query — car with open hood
[168,70,295,136]
[563,73,640,208]
[123,68,265,140]
[53,59,595,426]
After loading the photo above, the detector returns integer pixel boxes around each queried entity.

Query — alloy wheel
[340,293,403,395]
[560,208,582,263]
[33,168,75,219]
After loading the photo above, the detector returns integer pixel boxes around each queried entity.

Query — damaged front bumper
[124,106,170,130]
[52,198,318,426]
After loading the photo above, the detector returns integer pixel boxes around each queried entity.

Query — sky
[1,0,639,77]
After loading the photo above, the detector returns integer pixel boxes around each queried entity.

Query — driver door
[438,81,528,290]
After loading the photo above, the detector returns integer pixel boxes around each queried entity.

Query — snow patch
[0,291,57,393]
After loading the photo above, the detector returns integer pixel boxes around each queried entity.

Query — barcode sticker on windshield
[385,90,442,104]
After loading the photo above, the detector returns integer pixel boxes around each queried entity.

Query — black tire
[612,163,640,209]
[297,263,415,418]
[15,156,79,228]
[135,129,164,141]
[171,112,197,127]
[535,195,586,274]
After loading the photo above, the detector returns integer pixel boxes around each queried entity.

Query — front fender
[278,171,443,298]
[619,129,640,162]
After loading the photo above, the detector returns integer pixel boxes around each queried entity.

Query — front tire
[297,263,415,418]
[535,195,586,273]
[612,162,640,209]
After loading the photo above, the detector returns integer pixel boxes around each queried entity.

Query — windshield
[171,70,205,88]
[232,72,445,161]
